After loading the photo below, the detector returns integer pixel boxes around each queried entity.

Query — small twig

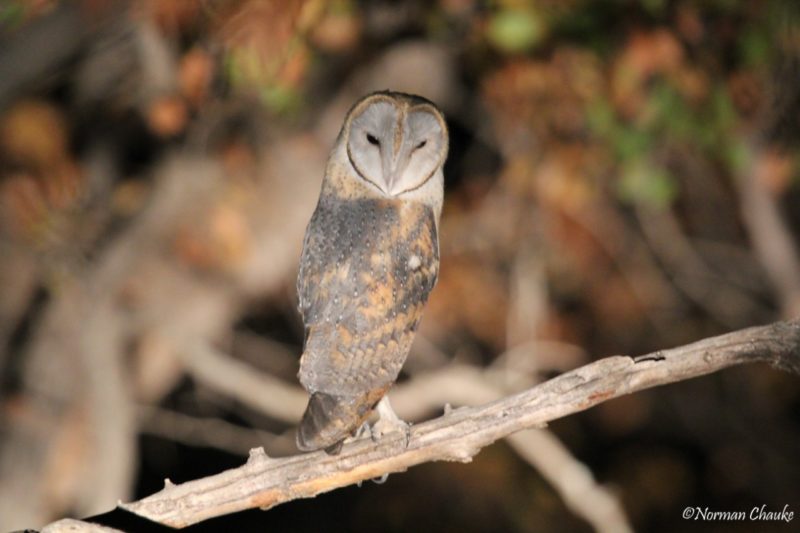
[120,319,800,528]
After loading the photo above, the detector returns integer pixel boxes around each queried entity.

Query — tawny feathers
[296,91,448,453]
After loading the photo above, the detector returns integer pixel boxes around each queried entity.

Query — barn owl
[296,91,448,453]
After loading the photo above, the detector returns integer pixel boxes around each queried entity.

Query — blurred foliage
[487,6,546,53]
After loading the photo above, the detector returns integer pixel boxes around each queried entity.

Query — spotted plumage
[296,91,448,453]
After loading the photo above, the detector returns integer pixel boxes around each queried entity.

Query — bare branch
[181,342,306,424]
[137,406,298,457]
[41,518,124,533]
[119,319,800,528]
[507,429,633,533]
[736,145,800,317]
[161,343,631,531]
[635,204,772,327]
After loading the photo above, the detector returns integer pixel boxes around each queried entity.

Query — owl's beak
[384,167,404,196]
[386,172,399,194]
[386,169,402,195]
[386,153,410,195]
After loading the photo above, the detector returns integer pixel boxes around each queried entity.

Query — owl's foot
[371,396,410,447]
[353,420,372,440]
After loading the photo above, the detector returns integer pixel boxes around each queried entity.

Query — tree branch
[119,319,800,528]
[507,429,633,533]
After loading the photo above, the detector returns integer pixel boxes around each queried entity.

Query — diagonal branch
[120,319,800,528]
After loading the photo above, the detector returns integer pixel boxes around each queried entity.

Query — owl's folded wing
[297,199,438,397]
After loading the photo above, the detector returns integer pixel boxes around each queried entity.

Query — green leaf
[487,9,545,54]
[618,158,678,209]
[0,1,25,29]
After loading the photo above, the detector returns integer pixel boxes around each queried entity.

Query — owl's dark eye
[366,133,380,146]
[415,140,427,150]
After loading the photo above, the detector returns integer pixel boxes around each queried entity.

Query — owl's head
[342,91,448,197]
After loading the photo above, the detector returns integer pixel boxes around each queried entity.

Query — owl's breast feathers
[296,194,438,451]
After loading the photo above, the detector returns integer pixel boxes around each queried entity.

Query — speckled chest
[299,192,439,335]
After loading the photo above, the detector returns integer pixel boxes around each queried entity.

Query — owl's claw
[357,472,391,487]
[371,396,410,447]
[358,397,408,486]
[353,420,371,440]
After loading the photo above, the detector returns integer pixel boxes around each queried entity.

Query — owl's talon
[371,473,390,484]
[371,396,410,447]
[353,420,371,440]
[370,418,410,443]
[357,473,391,487]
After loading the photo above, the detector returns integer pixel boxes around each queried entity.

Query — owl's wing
[296,197,438,450]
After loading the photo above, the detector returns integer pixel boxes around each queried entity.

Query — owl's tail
[297,391,381,454]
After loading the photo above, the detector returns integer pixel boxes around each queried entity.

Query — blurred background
[1,1,799,531]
